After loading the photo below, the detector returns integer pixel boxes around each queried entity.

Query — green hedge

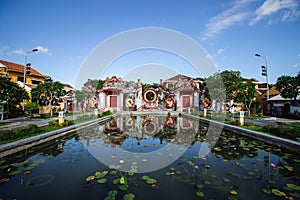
[262,124,300,141]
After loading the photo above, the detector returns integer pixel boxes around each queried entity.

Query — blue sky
[1,0,300,88]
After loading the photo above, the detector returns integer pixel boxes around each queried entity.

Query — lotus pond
[0,115,300,200]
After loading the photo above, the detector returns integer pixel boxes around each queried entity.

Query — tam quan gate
[96,76,204,112]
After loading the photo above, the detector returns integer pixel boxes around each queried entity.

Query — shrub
[263,124,300,141]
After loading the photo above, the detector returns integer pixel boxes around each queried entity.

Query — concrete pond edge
[181,113,300,153]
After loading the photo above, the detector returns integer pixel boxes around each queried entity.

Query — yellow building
[0,60,50,86]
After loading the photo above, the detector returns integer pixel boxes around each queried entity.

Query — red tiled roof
[0,60,45,77]
[164,74,191,82]
[63,83,74,89]
[25,84,37,89]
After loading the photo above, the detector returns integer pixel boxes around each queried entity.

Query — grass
[0,122,11,127]
[289,121,300,126]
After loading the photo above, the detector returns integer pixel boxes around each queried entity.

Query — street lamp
[22,48,38,111]
[255,53,269,100]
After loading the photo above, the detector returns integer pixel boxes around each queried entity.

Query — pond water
[0,115,300,200]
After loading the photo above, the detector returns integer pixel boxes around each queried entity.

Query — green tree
[275,74,299,102]
[220,70,242,97]
[0,76,29,117]
[205,72,226,103]
[228,81,256,116]
[75,90,90,103]
[31,81,65,116]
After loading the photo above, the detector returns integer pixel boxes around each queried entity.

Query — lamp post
[22,48,38,111]
[255,54,269,100]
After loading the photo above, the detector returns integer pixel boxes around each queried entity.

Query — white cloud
[217,48,224,55]
[250,0,300,25]
[36,45,51,55]
[292,63,300,68]
[202,0,252,40]
[8,48,24,55]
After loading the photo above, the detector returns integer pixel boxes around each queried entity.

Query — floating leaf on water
[0,178,9,183]
[196,184,204,189]
[204,165,210,169]
[0,165,9,169]
[97,178,107,184]
[29,162,40,168]
[201,157,206,160]
[123,193,135,200]
[119,185,128,191]
[289,192,300,198]
[165,172,171,176]
[128,171,134,176]
[248,171,255,176]
[9,170,21,176]
[211,175,217,179]
[230,190,238,195]
[262,188,272,194]
[204,180,211,185]
[110,170,118,175]
[113,178,120,185]
[271,189,286,197]
[120,176,128,185]
[170,167,176,171]
[10,160,29,167]
[286,183,300,191]
[293,159,300,163]
[108,189,118,197]
[176,171,181,174]
[196,191,204,197]
[142,175,150,181]
[223,178,230,183]
[213,147,222,151]
[146,178,157,185]
[23,166,35,171]
[86,176,95,182]
[142,159,147,162]
[284,166,294,171]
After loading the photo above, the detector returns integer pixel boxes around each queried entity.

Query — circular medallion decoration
[143,88,158,103]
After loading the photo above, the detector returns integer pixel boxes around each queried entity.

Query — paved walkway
[227,116,300,127]
[0,114,81,130]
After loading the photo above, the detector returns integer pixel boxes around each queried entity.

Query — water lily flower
[194,165,199,169]
[270,163,276,167]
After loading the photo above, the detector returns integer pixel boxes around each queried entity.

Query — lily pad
[142,175,150,180]
[272,189,286,197]
[286,183,300,191]
[123,193,135,200]
[196,184,204,189]
[223,178,230,183]
[213,147,222,151]
[262,188,272,194]
[204,180,211,185]
[230,190,238,195]
[146,178,157,184]
[289,192,300,198]
[0,165,9,169]
[113,178,120,185]
[97,178,107,184]
[10,160,29,167]
[119,184,128,191]
[107,190,118,197]
[196,191,204,197]
[86,175,95,182]
[9,170,21,175]
[120,176,128,185]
